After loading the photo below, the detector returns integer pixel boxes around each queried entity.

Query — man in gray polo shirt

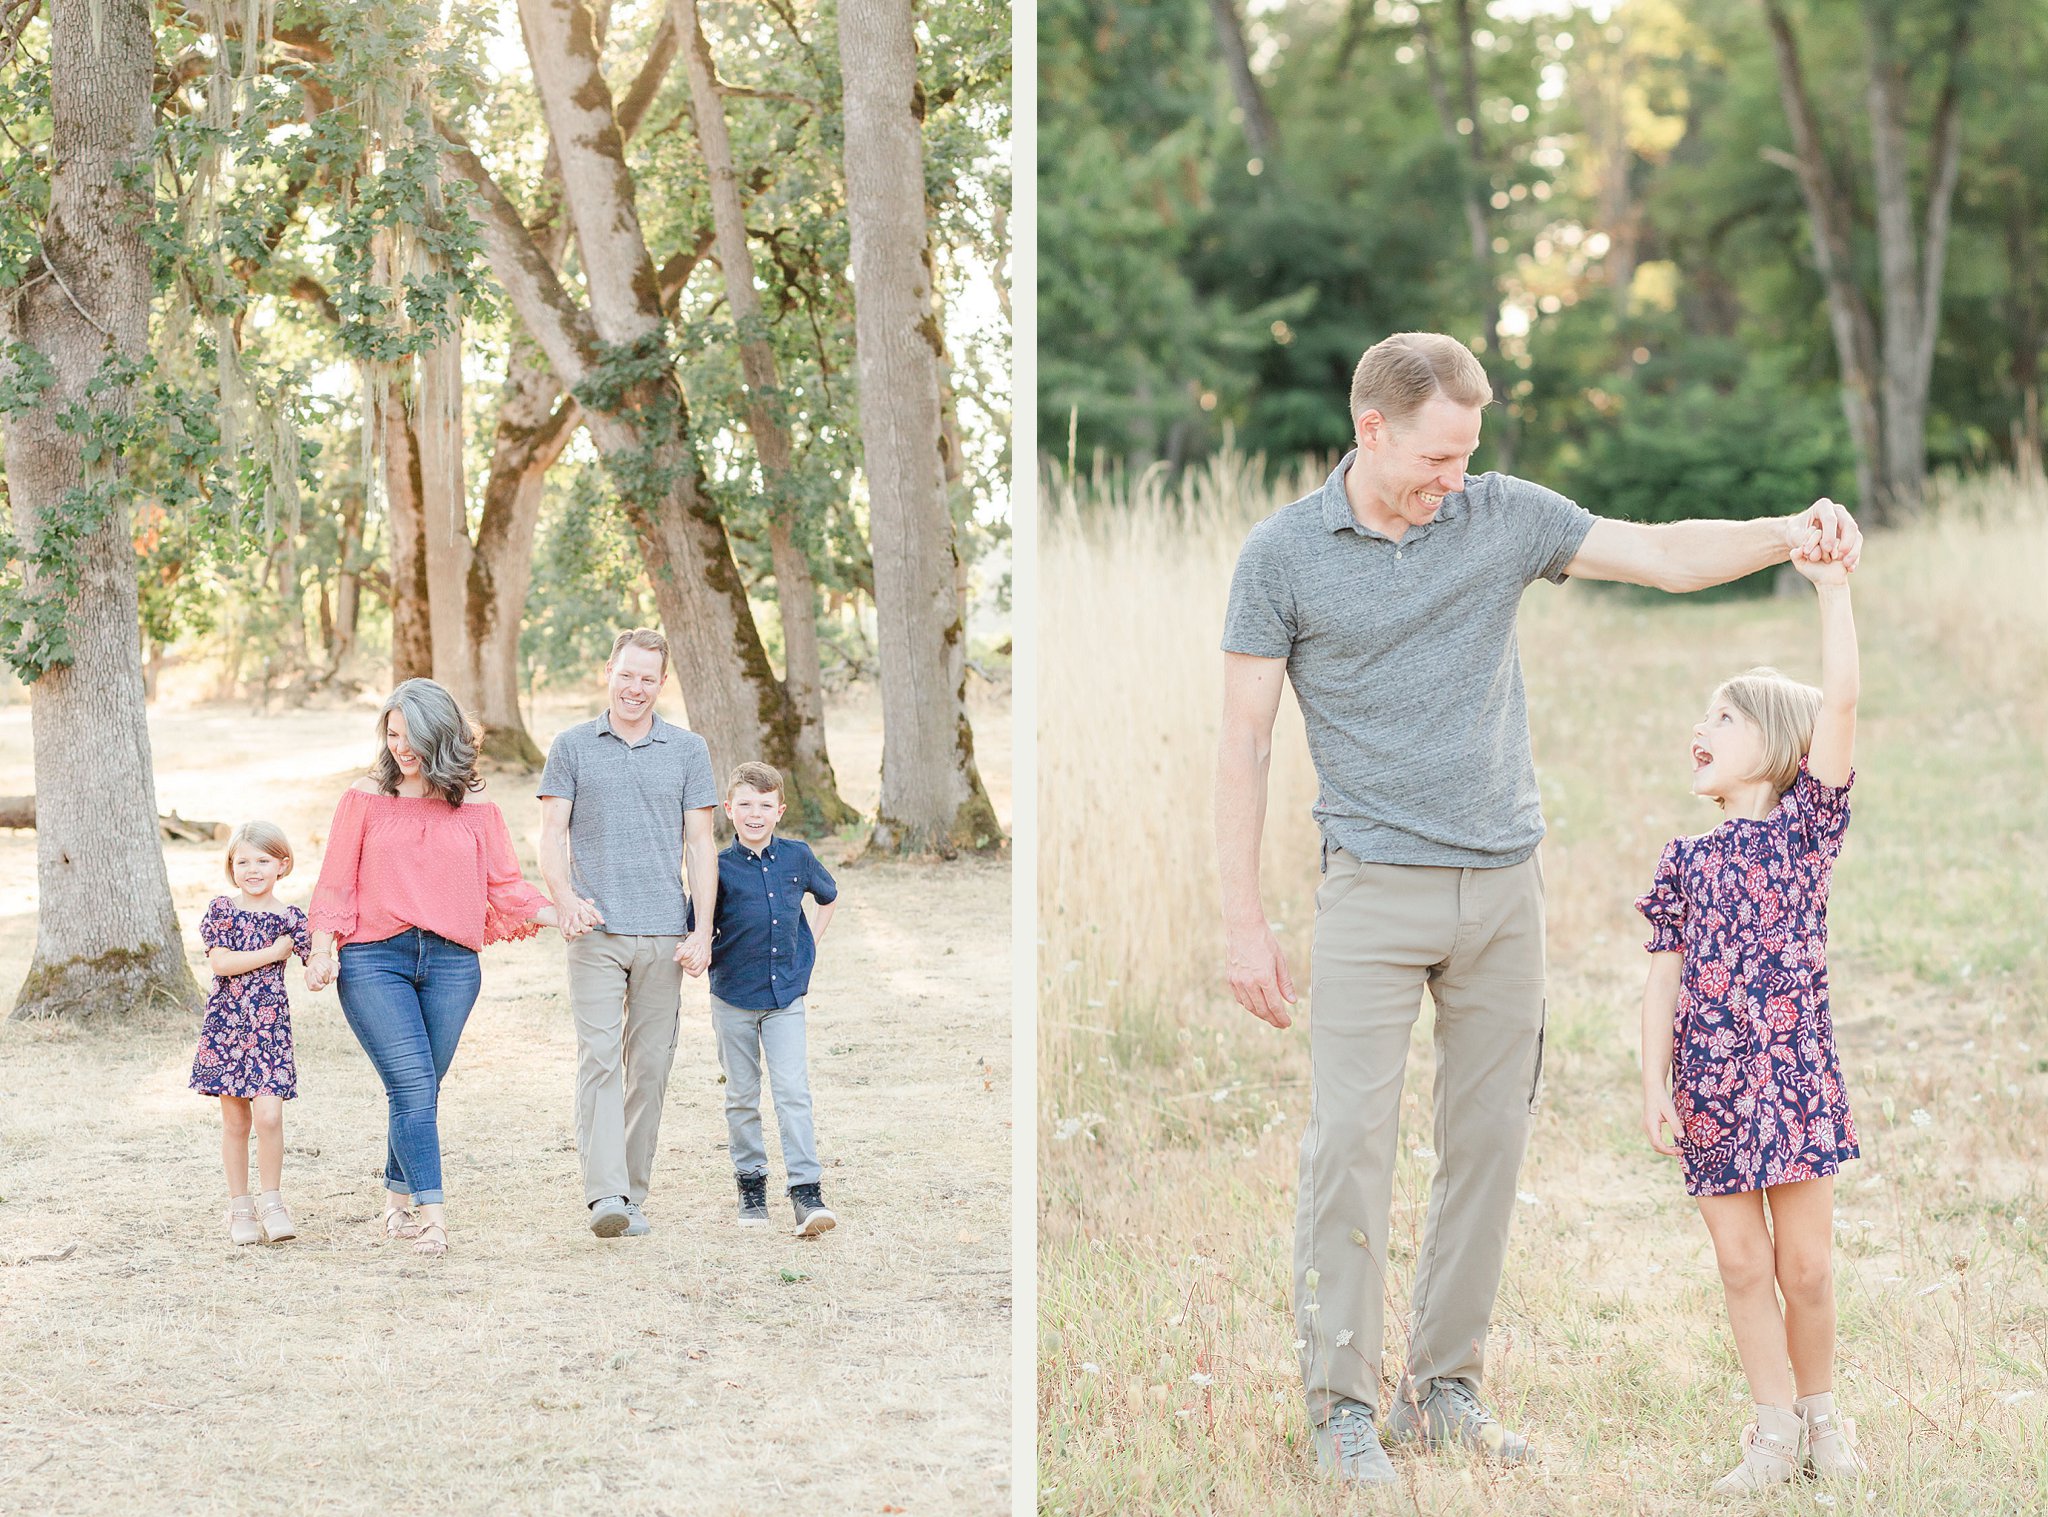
[1218,331,1860,1485]
[539,628,719,1239]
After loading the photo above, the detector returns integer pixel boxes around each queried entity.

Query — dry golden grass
[0,687,1011,1516]
[1038,456,2048,1516]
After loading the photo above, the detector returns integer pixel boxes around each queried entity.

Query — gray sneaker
[1310,1399,1400,1487]
[588,1196,630,1238]
[1385,1378,1530,1464]
[622,1201,651,1237]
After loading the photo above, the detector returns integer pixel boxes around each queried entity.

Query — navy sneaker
[736,1173,769,1226]
[789,1182,836,1238]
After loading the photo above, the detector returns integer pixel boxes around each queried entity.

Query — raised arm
[1217,652,1295,1028]
[1565,498,1862,593]
[1640,952,1684,1157]
[1793,552,1858,787]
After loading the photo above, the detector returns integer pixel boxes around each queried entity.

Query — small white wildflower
[1915,1281,1946,1297]
[1646,1262,1663,1275]
[1175,1407,1196,1419]
[1167,1313,1183,1327]
[1962,1040,1976,1052]
[2019,1041,2033,1052]
[1052,1118,1083,1142]
[2008,1084,2022,1099]
[1335,1330,1354,1347]
[2000,1390,2035,1405]
[1906,1041,1920,1052]
[1293,1338,1308,1351]
[1815,1495,1838,1508]
[1081,1362,1101,1375]
[1412,1144,1437,1160]
[1189,1372,1213,1387]
[1910,1108,1932,1128]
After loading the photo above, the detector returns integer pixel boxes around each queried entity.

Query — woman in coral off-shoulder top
[309,678,560,1258]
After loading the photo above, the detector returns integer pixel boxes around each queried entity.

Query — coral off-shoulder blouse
[310,787,553,951]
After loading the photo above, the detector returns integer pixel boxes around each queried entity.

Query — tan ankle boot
[1711,1404,1803,1497]
[255,1190,296,1243]
[1796,1392,1867,1479]
[226,1195,262,1246]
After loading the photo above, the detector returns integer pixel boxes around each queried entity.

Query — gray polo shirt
[537,711,718,934]
[1223,455,1595,868]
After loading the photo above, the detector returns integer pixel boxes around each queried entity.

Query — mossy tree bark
[0,0,201,1019]
[436,0,851,826]
[671,0,853,832]
[837,0,1003,856]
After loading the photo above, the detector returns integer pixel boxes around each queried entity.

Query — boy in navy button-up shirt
[696,761,840,1236]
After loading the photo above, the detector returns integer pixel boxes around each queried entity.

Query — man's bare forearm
[1641,516,1789,593]
[1215,730,1273,929]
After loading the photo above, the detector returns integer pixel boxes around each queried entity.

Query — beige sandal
[226,1194,262,1247]
[412,1221,448,1258]
[255,1191,296,1243]
[382,1204,422,1240]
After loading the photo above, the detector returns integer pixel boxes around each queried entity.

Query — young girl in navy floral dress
[190,822,310,1246]
[1635,541,1867,1495]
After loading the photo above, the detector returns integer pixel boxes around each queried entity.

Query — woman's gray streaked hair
[370,678,483,806]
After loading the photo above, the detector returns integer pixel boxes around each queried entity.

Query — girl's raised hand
[1791,550,1849,587]
[1643,1086,1684,1157]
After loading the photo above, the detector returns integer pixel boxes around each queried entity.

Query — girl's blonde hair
[1712,666,1822,798]
[225,820,294,883]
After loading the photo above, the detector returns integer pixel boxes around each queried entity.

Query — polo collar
[598,710,670,746]
[1319,450,1468,540]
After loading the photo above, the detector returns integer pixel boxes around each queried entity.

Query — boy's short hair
[607,627,669,675]
[224,820,294,882]
[726,761,784,800]
[1713,667,1823,798]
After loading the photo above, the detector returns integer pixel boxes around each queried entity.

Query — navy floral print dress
[1635,758,1859,1197]
[189,897,309,1100]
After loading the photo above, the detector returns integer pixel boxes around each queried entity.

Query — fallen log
[0,796,229,842]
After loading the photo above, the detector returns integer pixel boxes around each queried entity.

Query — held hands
[1783,497,1862,575]
[558,897,605,941]
[1643,1083,1683,1157]
[1224,920,1298,1030]
[306,950,336,993]
[674,928,711,978]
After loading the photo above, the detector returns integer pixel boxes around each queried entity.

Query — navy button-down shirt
[706,835,838,1011]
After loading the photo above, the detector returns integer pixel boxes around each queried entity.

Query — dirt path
[0,690,1011,1515]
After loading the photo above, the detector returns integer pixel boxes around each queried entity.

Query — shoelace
[1434,1382,1500,1432]
[1327,1405,1378,1456]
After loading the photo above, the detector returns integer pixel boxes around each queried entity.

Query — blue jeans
[336,929,482,1206]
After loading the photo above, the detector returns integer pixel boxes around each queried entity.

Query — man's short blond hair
[727,761,783,799]
[1713,667,1823,800]
[224,820,294,883]
[1349,331,1493,427]
[607,627,669,675]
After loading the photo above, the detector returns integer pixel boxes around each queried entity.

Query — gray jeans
[711,993,820,1186]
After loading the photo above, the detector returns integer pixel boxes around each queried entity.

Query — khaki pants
[1296,848,1547,1424]
[566,933,683,1206]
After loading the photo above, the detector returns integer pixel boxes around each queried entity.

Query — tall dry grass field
[1038,457,2048,1515]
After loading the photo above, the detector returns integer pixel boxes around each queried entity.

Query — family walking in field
[1219,332,1869,1494]
[188,629,841,1258]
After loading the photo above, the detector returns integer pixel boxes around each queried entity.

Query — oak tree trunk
[1,0,201,1019]
[376,372,435,682]
[838,0,1002,854]
[672,0,852,830]
[418,325,478,709]
[476,0,843,818]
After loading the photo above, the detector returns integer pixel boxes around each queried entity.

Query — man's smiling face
[1355,394,1484,530]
